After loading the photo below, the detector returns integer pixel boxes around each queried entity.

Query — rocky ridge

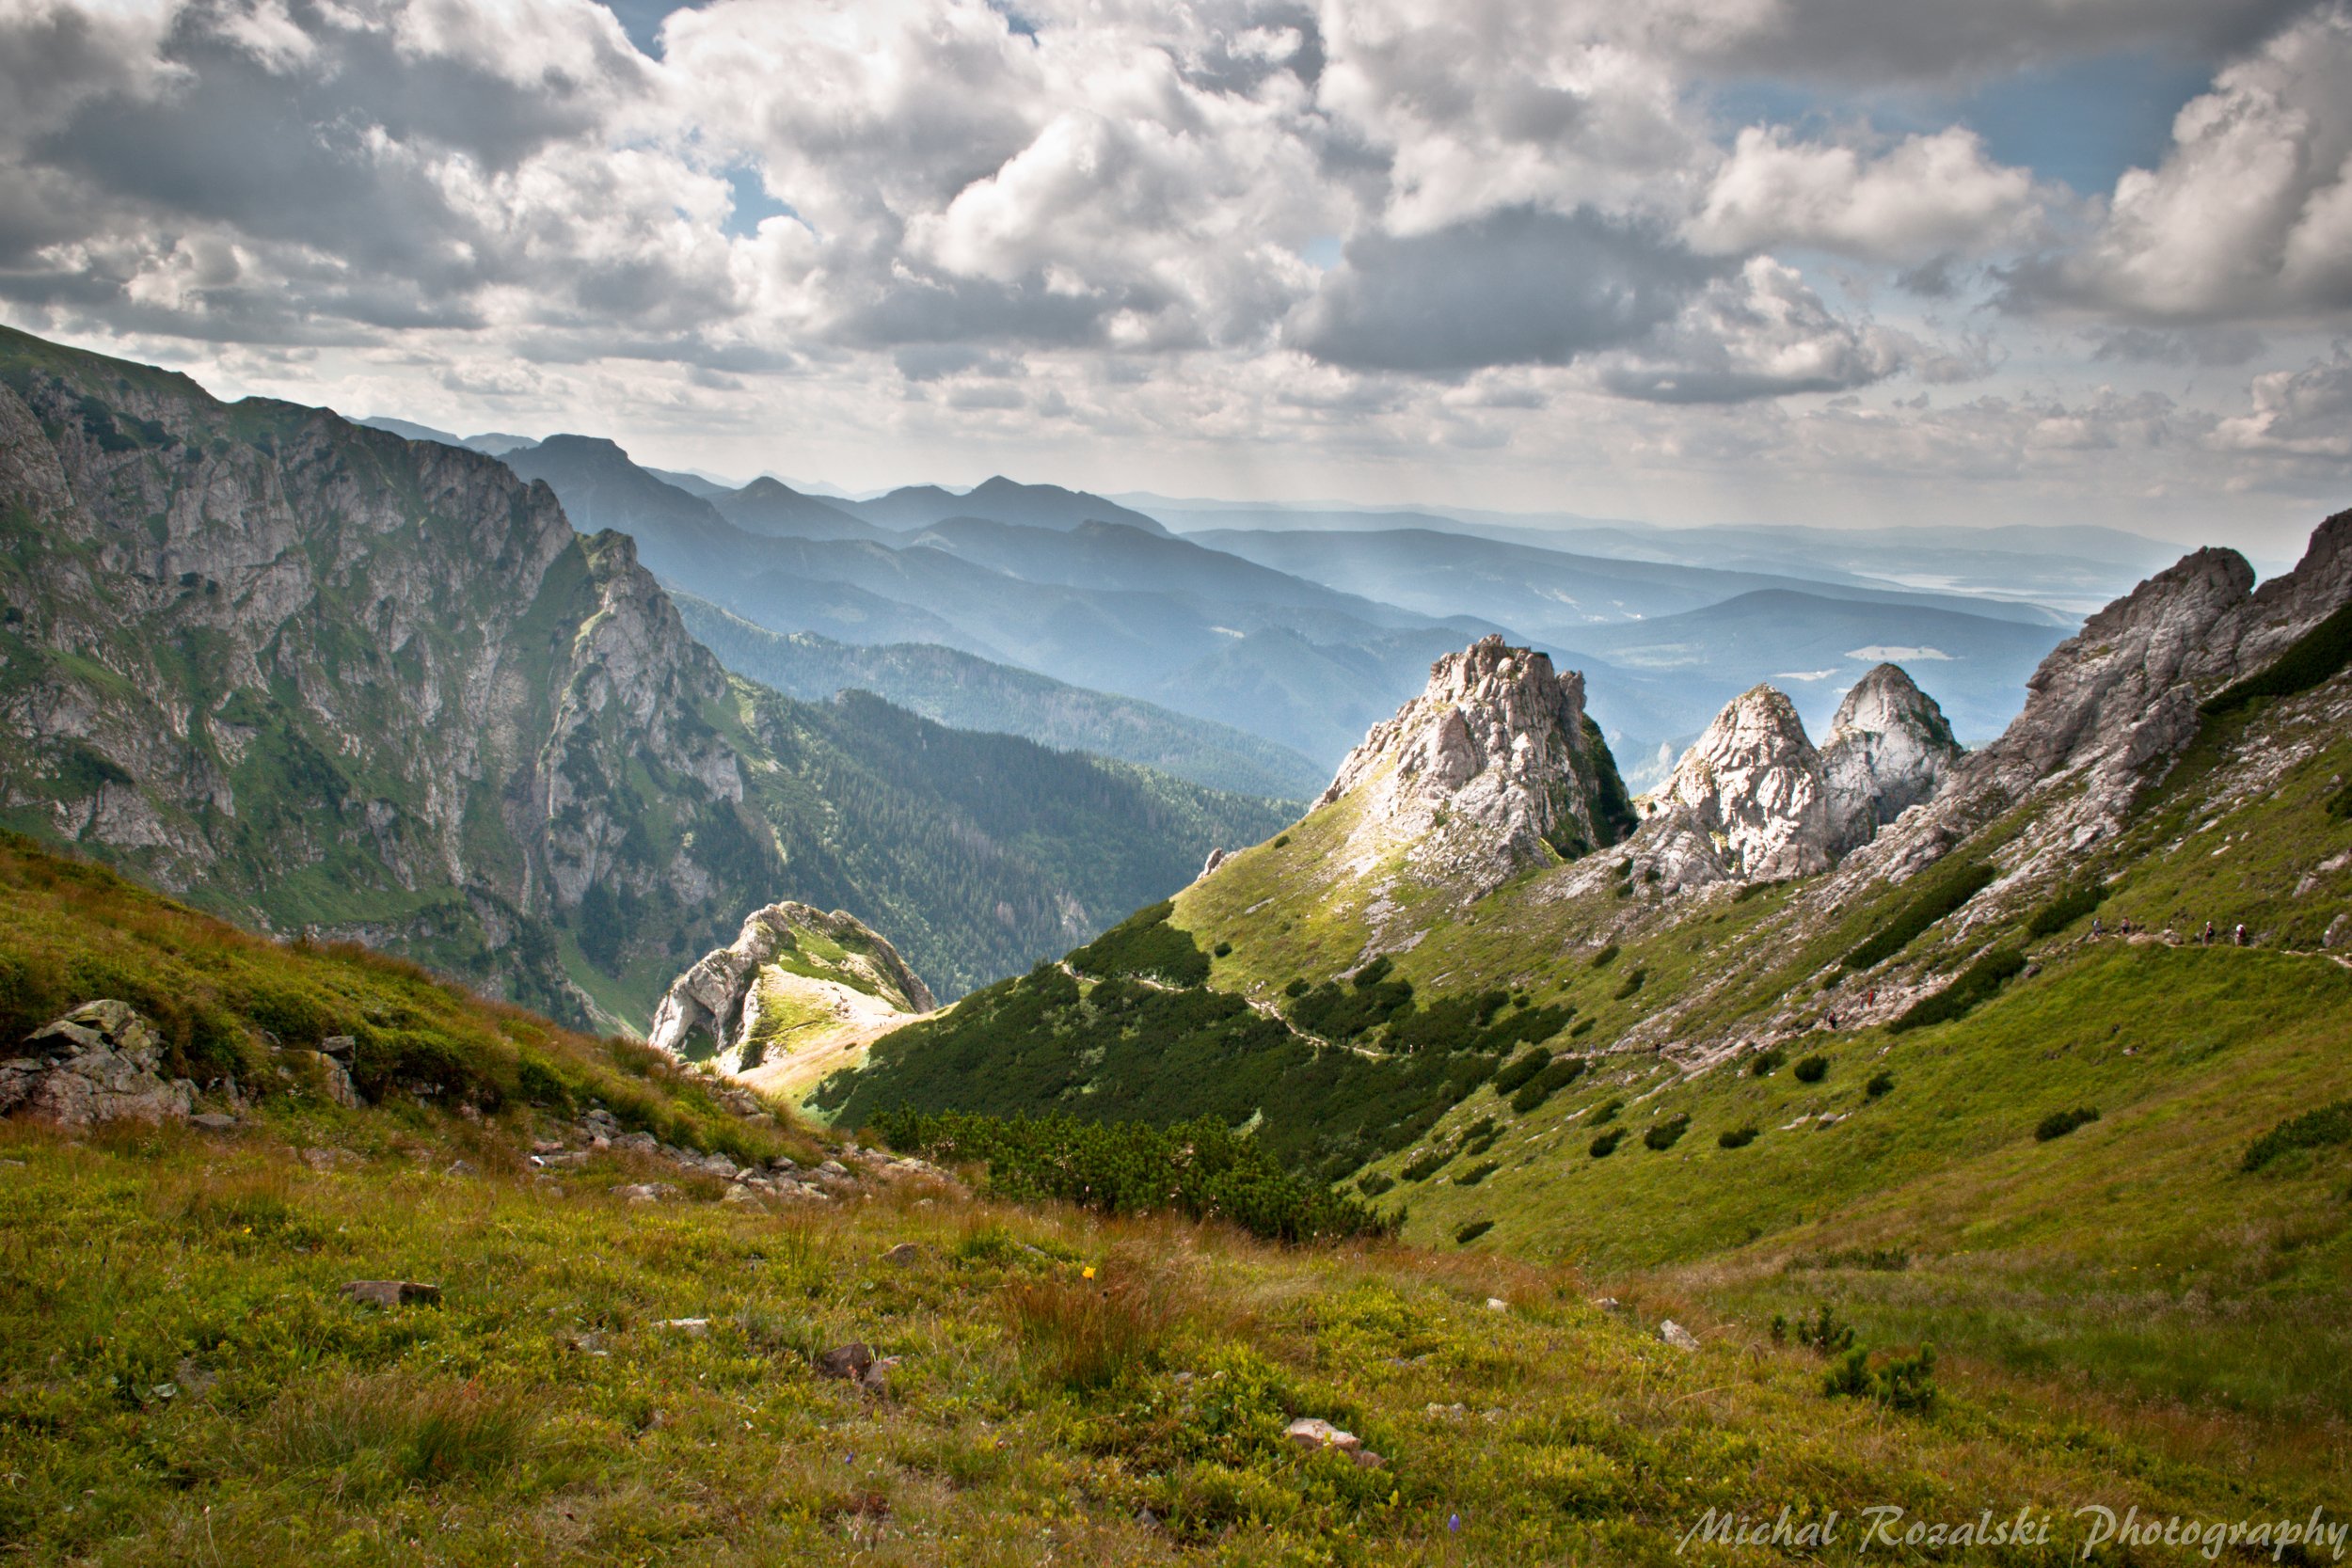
[0,327,779,1023]
[1633,665,1961,883]
[1313,635,1635,892]
[648,903,935,1100]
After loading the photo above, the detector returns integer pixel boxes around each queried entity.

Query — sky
[1,0,2348,554]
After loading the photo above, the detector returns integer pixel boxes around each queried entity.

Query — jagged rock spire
[1640,685,1832,879]
[1821,664,1963,859]
[1316,635,1633,892]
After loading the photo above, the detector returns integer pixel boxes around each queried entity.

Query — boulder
[341,1280,441,1307]
[815,1341,874,1382]
[1659,1320,1700,1351]
[0,1001,196,1127]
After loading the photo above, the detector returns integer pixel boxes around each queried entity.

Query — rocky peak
[1639,685,1831,880]
[1315,635,1632,890]
[1820,665,1962,859]
[649,902,933,1085]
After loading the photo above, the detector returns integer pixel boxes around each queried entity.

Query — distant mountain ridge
[0,327,1293,1021]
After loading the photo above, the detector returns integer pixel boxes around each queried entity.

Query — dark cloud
[1291,206,1716,374]
[1682,0,2321,85]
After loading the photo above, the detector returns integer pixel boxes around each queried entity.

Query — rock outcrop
[0,326,782,1025]
[0,1001,196,1126]
[1820,665,1963,859]
[648,903,933,1097]
[1315,636,1635,890]
[1637,668,1962,879]
[1639,686,1833,879]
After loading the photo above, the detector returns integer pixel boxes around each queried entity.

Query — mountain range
[0,327,1288,1024]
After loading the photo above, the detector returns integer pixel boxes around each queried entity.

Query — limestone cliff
[1313,635,1635,892]
[648,903,934,1102]
[0,326,778,1024]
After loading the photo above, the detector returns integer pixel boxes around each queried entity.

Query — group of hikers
[2089,914,2249,946]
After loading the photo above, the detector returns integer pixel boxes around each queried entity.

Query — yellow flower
[1082,1266,1096,1280]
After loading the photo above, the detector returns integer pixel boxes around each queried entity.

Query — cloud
[1690,126,2048,264]
[2007,2,2352,321]
[1594,257,1910,403]
[2210,352,2352,458]
[1289,205,1715,374]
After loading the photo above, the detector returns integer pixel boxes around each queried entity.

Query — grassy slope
[1168,679,2352,1431]
[0,840,2331,1562]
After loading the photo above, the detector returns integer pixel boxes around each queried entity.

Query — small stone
[445,1159,477,1177]
[341,1280,441,1308]
[1486,1297,1508,1311]
[1351,1449,1387,1470]
[1659,1320,1700,1352]
[319,1035,357,1059]
[815,1342,874,1382]
[660,1318,710,1336]
[861,1355,901,1396]
[190,1113,239,1132]
[1591,1296,1621,1310]
[1284,1417,1362,1454]
[1425,1402,1468,1419]
[880,1242,924,1266]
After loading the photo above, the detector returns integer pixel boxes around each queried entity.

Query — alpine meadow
[0,0,2347,1563]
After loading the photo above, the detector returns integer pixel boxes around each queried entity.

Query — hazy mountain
[672,594,1326,799]
[502,436,1497,766]
[709,477,888,541]
[843,474,1171,535]
[0,327,1293,1021]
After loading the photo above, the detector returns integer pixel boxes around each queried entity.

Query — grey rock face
[1640,686,1833,879]
[0,338,778,1024]
[1820,665,1963,860]
[0,1001,196,1126]
[1316,635,1630,891]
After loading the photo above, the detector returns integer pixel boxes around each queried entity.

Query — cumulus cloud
[2211,352,2352,458]
[2010,2,2352,321]
[1690,126,2048,263]
[1595,258,1911,403]
[1290,206,1715,373]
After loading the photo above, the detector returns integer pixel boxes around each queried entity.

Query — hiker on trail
[2235,923,2249,947]
[2091,916,2103,939]
[2203,920,2216,946]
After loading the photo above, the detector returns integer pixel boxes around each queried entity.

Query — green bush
[1890,945,2028,1034]
[1068,901,1210,987]
[1590,1098,1622,1126]
[2241,1100,2352,1172]
[2328,782,2352,822]
[2035,1106,2101,1142]
[1718,1127,1758,1149]
[2026,879,2107,939]
[1749,1048,1785,1077]
[1492,1047,1553,1096]
[1643,1113,1691,1151]
[1773,1304,1855,1355]
[867,1107,1395,1242]
[1212,942,1232,958]
[1824,1345,1937,1412]
[1454,1219,1494,1244]
[1568,1018,1596,1037]
[2201,600,2352,717]
[1611,967,1647,1001]
[1792,1055,1829,1084]
[1839,859,1997,974]
[1401,1147,1452,1182]
[1510,1056,1587,1115]
[1865,1072,1894,1099]
[1454,1160,1501,1187]
[1589,1129,1625,1158]
[1589,942,1620,969]
[1357,1171,1395,1197]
